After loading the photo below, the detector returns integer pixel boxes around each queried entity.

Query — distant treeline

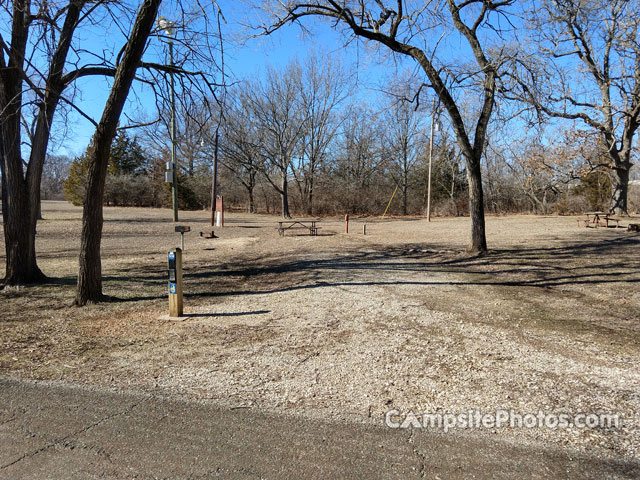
[57,57,640,217]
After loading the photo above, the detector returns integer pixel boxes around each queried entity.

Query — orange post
[345,214,349,234]
[215,196,224,227]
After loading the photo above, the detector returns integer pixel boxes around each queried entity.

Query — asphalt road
[0,377,638,479]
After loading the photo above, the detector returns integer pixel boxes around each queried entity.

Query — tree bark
[402,181,408,216]
[610,163,630,215]
[306,176,314,216]
[247,170,256,213]
[75,0,161,305]
[248,188,255,213]
[280,170,291,218]
[466,155,487,254]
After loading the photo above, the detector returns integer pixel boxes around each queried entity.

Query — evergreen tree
[108,132,146,176]
[63,153,89,206]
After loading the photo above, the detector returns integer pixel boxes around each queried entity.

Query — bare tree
[252,0,519,253]
[220,90,264,213]
[75,0,162,305]
[334,103,386,213]
[246,64,306,218]
[292,53,350,215]
[0,0,90,285]
[74,0,226,304]
[42,154,72,200]
[511,0,640,214]
[504,141,564,214]
[382,80,427,215]
[0,0,225,288]
[432,132,466,216]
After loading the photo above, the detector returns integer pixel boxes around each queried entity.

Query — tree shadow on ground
[108,234,640,303]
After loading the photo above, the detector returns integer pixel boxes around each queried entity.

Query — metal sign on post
[168,248,183,317]
[175,225,190,251]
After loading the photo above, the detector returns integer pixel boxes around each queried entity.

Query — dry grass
[1,201,639,462]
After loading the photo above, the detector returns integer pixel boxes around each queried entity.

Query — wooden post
[168,248,183,317]
[363,224,366,235]
[215,196,224,227]
[345,214,349,233]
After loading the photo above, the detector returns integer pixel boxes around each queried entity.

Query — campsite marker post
[168,248,183,317]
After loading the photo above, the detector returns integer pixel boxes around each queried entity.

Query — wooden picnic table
[278,220,319,236]
[580,212,622,228]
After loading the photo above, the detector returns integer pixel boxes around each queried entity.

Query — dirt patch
[1,201,639,461]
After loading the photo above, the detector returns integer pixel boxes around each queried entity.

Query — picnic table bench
[278,220,319,236]
[578,212,623,228]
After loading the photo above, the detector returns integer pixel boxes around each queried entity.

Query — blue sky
[44,2,535,160]
[15,0,631,181]
[54,6,407,157]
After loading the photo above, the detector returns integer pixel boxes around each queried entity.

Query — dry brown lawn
[1,201,639,462]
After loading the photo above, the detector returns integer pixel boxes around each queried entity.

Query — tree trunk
[306,178,313,216]
[1,147,46,289]
[610,164,630,215]
[402,165,409,216]
[466,155,487,254]
[280,170,291,218]
[1,183,44,285]
[247,170,256,213]
[36,196,43,220]
[75,0,161,305]
[0,118,41,286]
[1,0,85,286]
[262,184,270,214]
[1,158,5,221]
[248,188,255,213]
[402,146,408,216]
[0,0,44,286]
[402,183,408,216]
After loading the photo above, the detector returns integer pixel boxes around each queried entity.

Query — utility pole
[158,16,179,222]
[169,34,179,222]
[426,97,436,222]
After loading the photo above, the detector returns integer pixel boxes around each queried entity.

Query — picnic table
[579,212,622,228]
[278,220,319,236]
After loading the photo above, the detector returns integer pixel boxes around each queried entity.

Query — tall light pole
[426,97,438,222]
[158,16,179,222]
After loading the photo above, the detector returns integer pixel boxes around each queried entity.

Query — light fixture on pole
[158,16,179,222]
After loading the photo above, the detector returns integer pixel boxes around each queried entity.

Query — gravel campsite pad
[1,201,639,463]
